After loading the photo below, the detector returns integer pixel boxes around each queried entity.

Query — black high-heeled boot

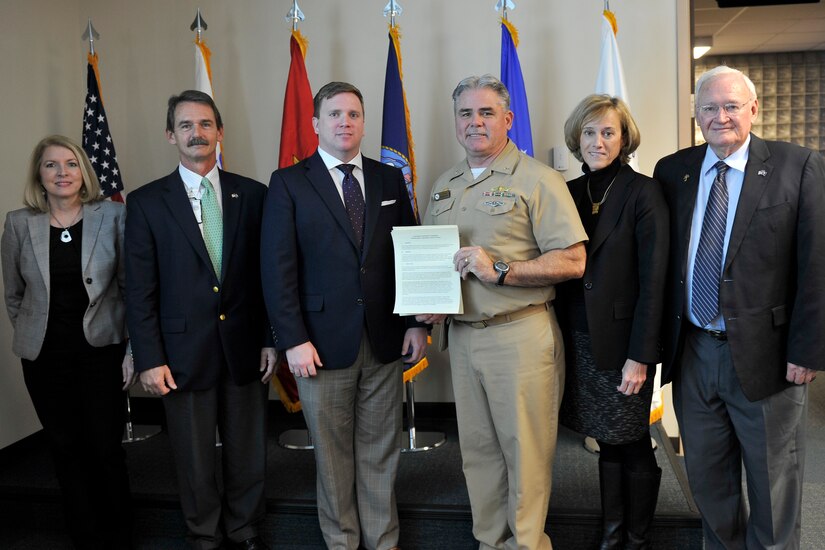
[598,460,624,550]
[623,466,662,550]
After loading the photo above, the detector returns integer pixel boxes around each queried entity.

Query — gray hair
[451,74,511,112]
[695,65,758,106]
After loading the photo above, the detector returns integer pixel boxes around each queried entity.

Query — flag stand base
[279,429,314,450]
[401,379,445,453]
[121,391,161,443]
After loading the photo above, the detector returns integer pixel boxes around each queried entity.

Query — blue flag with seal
[500,18,533,157]
[380,26,418,221]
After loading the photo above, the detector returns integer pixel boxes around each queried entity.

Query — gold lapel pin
[231,193,239,198]
[683,174,690,182]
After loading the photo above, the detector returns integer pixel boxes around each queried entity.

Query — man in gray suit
[654,66,825,549]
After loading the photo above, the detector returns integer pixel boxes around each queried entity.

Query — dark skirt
[560,331,654,444]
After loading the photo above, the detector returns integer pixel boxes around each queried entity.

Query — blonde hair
[564,94,641,164]
[24,135,102,212]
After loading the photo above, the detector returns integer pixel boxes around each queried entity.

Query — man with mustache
[654,66,825,549]
[125,90,276,550]
[419,75,587,549]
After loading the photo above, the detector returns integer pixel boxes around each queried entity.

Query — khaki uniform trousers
[449,307,564,550]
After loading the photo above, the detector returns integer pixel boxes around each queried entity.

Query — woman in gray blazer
[556,96,669,550]
[1,135,134,549]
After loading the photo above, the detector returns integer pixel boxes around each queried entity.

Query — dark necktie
[691,161,729,327]
[338,164,365,248]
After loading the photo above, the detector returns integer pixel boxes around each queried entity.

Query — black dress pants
[22,343,132,550]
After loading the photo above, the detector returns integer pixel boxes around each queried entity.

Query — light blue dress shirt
[685,136,750,331]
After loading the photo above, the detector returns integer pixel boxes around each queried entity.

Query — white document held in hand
[391,225,463,315]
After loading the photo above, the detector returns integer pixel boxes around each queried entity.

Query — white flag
[195,40,223,168]
[595,11,637,171]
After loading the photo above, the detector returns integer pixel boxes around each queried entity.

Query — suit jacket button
[85,278,92,284]
[356,298,364,305]
[213,286,219,293]
[219,314,226,321]
[584,282,593,290]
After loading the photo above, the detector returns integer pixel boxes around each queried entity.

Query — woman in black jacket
[557,95,669,550]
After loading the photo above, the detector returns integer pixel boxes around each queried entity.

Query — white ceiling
[694,0,825,55]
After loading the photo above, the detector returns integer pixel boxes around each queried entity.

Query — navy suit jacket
[261,152,422,369]
[654,135,825,401]
[125,169,271,391]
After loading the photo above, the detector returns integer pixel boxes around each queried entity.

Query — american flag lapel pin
[758,169,767,177]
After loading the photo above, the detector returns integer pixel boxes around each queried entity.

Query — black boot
[598,460,624,550]
[623,466,662,550]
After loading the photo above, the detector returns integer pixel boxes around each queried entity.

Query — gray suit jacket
[1,201,127,360]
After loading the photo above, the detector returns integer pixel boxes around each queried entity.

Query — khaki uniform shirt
[423,141,587,322]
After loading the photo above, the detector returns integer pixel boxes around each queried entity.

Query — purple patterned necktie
[691,161,729,327]
[338,164,365,248]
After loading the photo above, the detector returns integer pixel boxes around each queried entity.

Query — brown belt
[453,302,550,329]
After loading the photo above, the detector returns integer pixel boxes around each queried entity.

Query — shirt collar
[702,135,750,177]
[178,163,220,191]
[317,147,363,172]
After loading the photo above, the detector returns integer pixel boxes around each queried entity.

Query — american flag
[82,53,124,201]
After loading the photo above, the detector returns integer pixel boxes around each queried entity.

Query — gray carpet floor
[5,379,823,549]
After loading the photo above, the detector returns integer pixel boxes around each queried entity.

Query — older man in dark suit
[654,66,825,549]
[125,90,275,550]
[261,81,427,550]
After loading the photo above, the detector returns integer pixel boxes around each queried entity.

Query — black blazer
[125,169,271,391]
[653,135,825,401]
[557,164,669,371]
[261,152,423,369]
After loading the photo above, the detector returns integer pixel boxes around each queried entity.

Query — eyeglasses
[697,100,752,117]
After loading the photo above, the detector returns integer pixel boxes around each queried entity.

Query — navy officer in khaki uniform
[419,75,587,550]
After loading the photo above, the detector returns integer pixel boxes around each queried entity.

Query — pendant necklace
[587,174,619,215]
[51,208,82,243]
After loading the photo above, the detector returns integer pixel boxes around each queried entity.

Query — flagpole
[494,0,516,21]
[383,0,401,29]
[277,0,315,450]
[287,0,305,31]
[81,19,99,55]
[190,7,207,43]
[81,16,157,436]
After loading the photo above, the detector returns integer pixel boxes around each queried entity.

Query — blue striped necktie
[691,161,729,327]
[338,164,365,248]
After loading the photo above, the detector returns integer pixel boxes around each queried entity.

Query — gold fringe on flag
[501,17,520,48]
[87,53,104,104]
[195,39,214,85]
[603,9,618,36]
[292,28,309,58]
[388,25,418,216]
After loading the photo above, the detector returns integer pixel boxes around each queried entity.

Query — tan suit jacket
[1,201,127,359]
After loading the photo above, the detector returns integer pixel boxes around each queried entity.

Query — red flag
[278,30,317,168]
[272,30,317,413]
